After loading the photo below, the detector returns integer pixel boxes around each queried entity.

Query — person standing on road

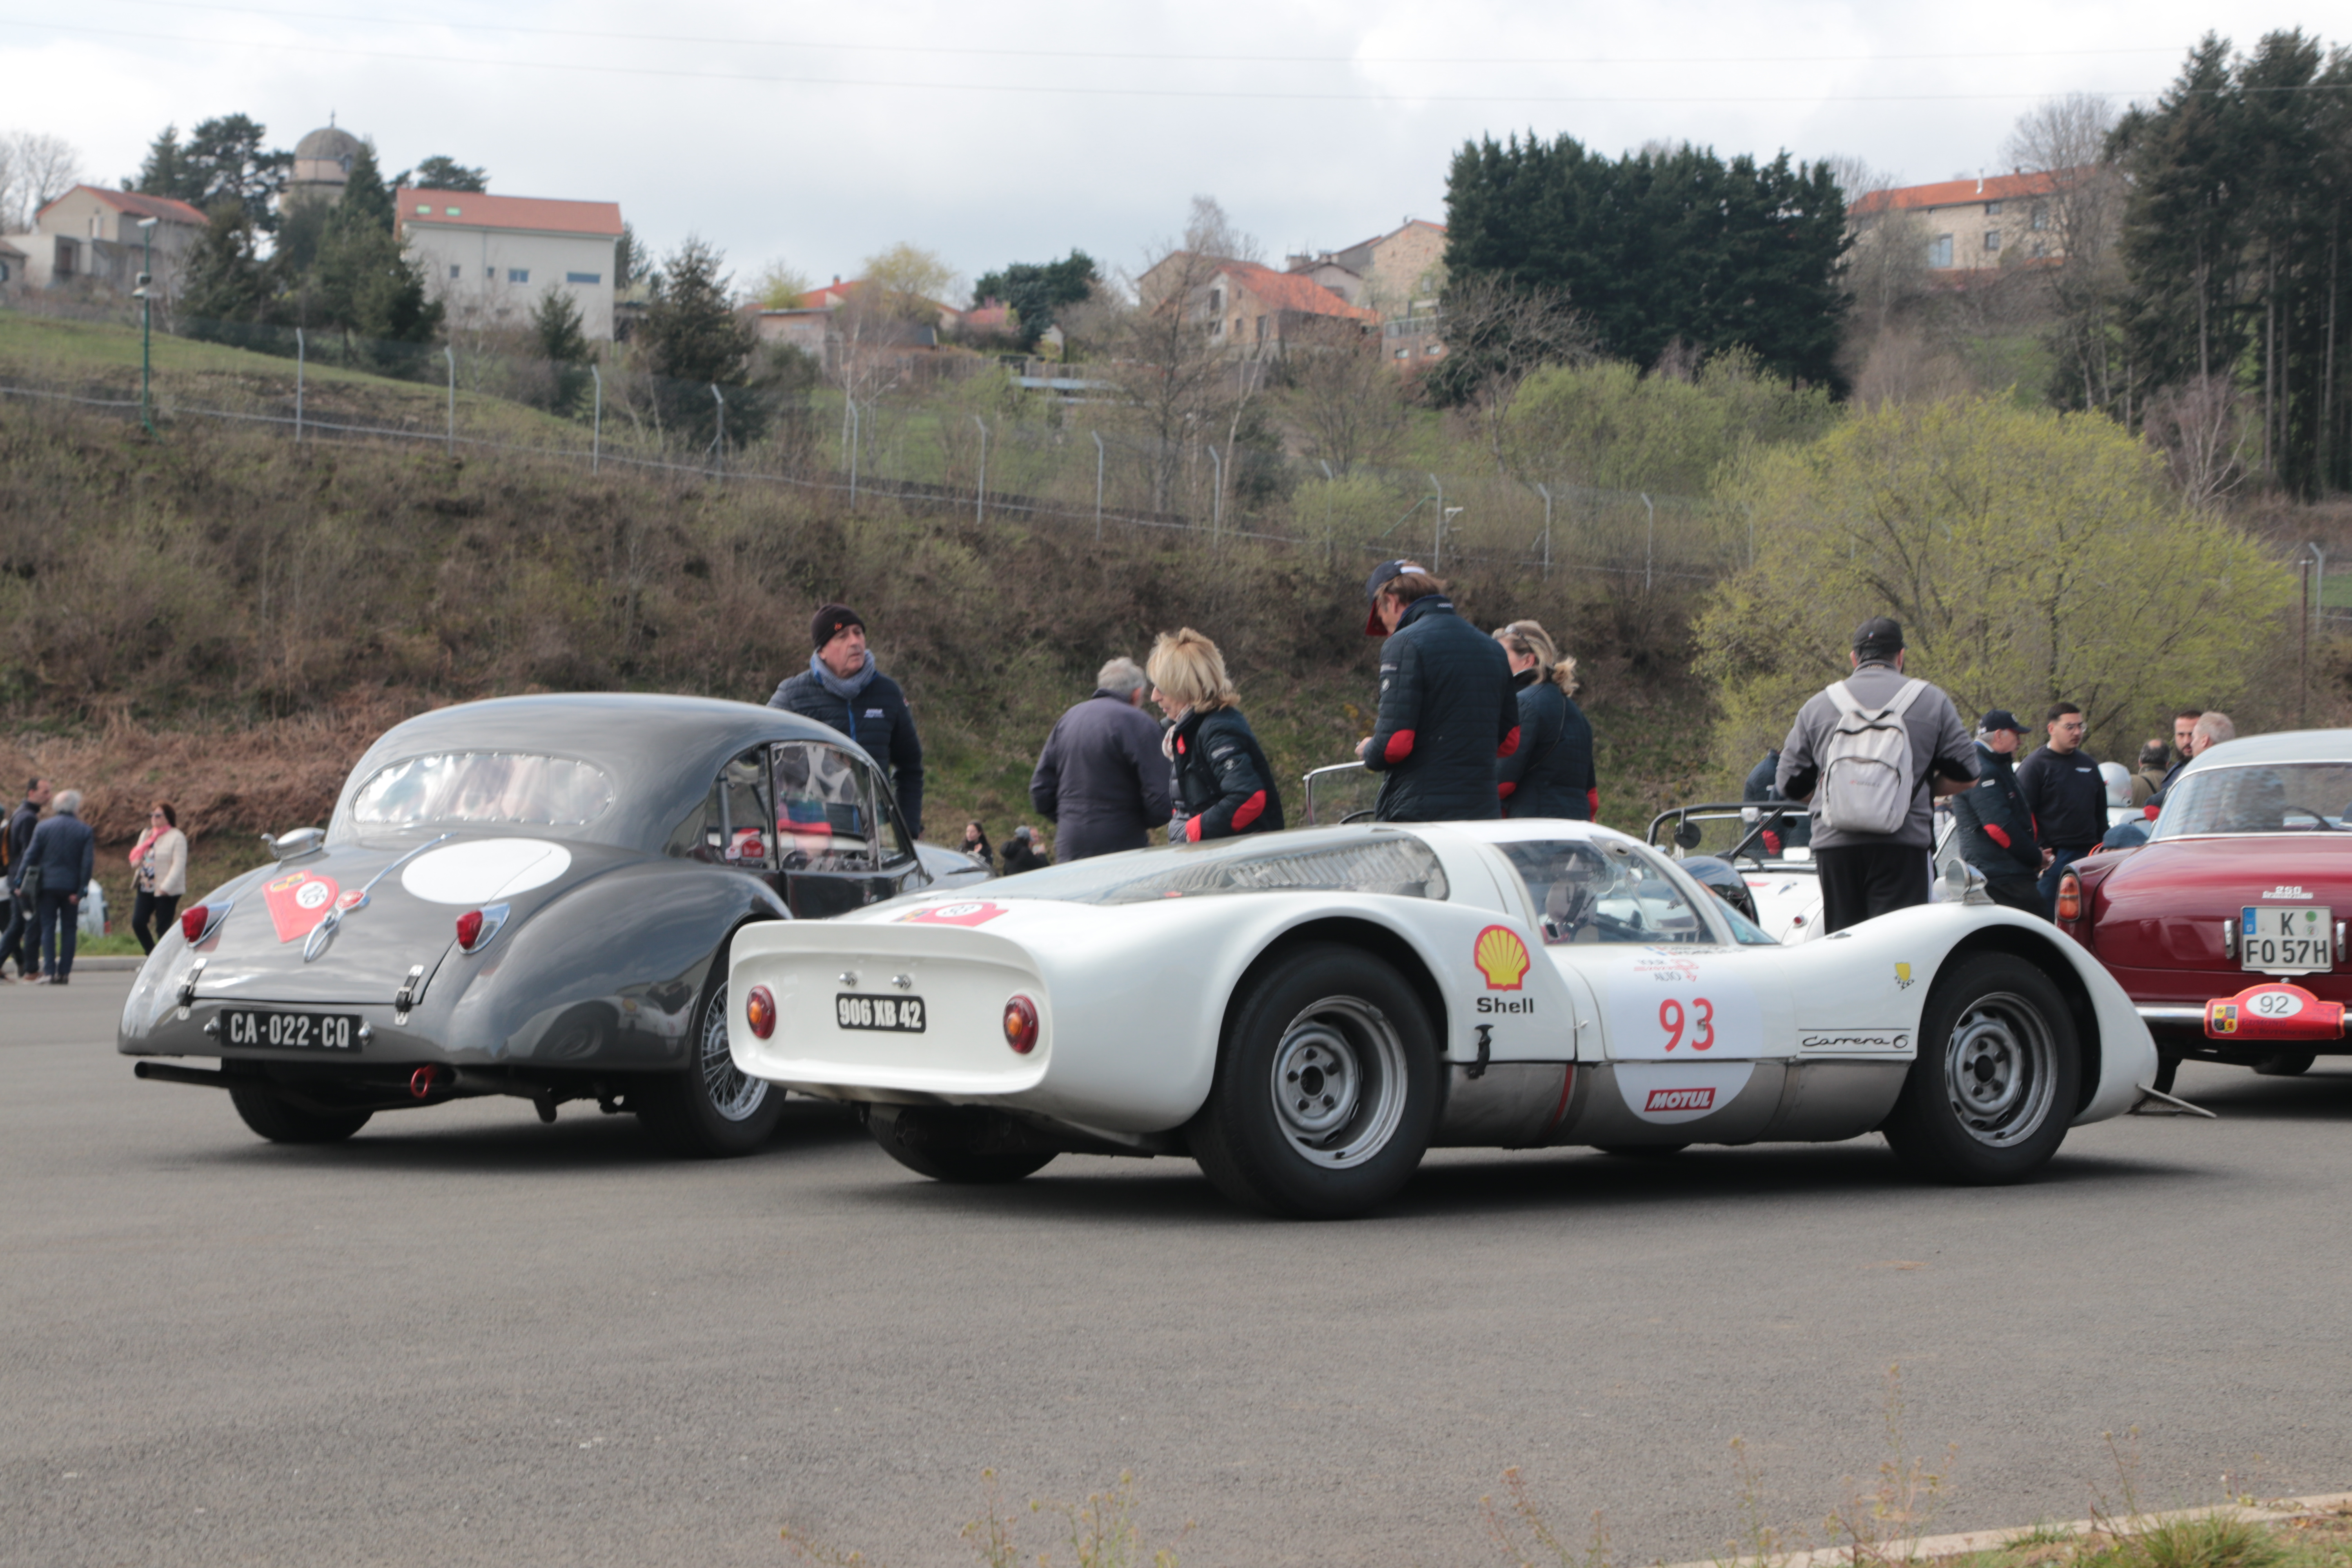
[1775,618,1977,933]
[1945,711,2043,913]
[1029,657,1174,861]
[2130,741,2170,807]
[0,777,45,980]
[768,604,925,839]
[1357,562,1519,823]
[1149,628,1284,842]
[19,788,94,985]
[1491,620,1596,820]
[129,801,188,955]
[2015,702,2106,918]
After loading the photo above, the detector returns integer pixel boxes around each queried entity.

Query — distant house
[398,188,625,339]
[1,185,209,294]
[1288,219,1448,317]
[748,275,965,369]
[1848,171,2074,272]
[1191,261,1377,354]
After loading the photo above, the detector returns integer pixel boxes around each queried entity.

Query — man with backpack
[1775,619,1978,933]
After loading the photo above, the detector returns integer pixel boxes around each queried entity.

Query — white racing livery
[728,820,2156,1218]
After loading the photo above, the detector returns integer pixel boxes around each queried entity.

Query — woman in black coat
[1492,621,1597,820]
[1146,628,1284,842]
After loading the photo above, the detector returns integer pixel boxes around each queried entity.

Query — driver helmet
[1677,854,1760,925]
[2098,761,2133,807]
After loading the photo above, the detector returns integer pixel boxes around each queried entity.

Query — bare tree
[1182,194,1261,267]
[2004,94,2128,415]
[1436,272,1593,474]
[1276,316,1408,475]
[2143,375,2254,512]
[2,131,83,230]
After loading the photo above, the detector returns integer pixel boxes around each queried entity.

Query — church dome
[285,122,364,209]
[293,125,364,166]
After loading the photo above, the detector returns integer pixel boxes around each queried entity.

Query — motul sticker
[263,869,341,944]
[1614,1062,1755,1125]
[900,900,1010,927]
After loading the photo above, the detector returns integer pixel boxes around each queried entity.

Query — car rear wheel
[637,964,786,1158]
[228,1082,372,1144]
[2253,1051,2317,1077]
[1882,953,2081,1184]
[1187,944,1437,1219]
[866,1105,1058,1183]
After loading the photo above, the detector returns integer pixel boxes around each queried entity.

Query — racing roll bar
[1301,762,1374,827]
[1644,801,1804,866]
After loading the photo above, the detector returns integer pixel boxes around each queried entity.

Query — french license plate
[835,993,926,1033]
[2241,905,2333,972]
[221,1009,362,1051]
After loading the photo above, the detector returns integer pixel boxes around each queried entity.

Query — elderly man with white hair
[1029,656,1176,862]
[15,787,95,984]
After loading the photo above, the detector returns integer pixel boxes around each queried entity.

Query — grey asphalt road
[6,975,2348,1568]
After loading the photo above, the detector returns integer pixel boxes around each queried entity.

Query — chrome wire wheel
[1267,996,1407,1168]
[698,980,770,1123]
[1941,990,2058,1148]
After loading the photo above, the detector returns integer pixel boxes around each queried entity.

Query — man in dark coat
[1000,826,1049,875]
[1356,562,1519,823]
[18,786,94,984]
[767,604,925,839]
[1740,749,1810,852]
[1944,710,2044,912]
[1030,658,1173,861]
[0,777,47,980]
[2014,701,2105,918]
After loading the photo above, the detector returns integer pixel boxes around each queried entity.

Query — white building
[397,188,624,340]
[1,185,209,294]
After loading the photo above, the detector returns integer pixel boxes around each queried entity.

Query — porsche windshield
[2150,762,2352,839]
[989,833,1448,905]
[351,753,615,828]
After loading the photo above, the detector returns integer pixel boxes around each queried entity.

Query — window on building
[508,268,530,283]
[2031,203,2049,231]
[1927,234,1953,269]
[1985,200,2003,216]
[1255,315,1267,343]
[1984,230,2001,252]
[2028,239,2047,259]
[445,205,462,216]
[0,261,10,283]
[565,271,600,285]
[1207,287,1222,315]
[56,240,77,276]
[449,264,461,279]
[416,203,432,215]
[1426,343,1443,356]
[1394,347,1408,358]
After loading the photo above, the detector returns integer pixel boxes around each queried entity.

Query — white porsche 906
[728,820,2159,1218]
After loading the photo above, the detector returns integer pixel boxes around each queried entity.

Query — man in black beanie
[768,604,926,838]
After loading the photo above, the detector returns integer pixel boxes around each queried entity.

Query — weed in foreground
[784,1469,1187,1568]
[1824,1363,1958,1568]
[1481,1466,1614,1568]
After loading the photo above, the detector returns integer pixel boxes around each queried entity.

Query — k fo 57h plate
[220,1009,362,1051]
[2241,904,2333,973]
[836,993,926,1032]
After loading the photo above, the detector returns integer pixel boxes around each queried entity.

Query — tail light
[179,900,230,946]
[1002,995,1040,1054]
[454,903,510,954]
[2056,869,2084,923]
[745,984,777,1040]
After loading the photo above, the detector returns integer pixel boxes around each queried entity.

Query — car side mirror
[1673,819,1704,851]
[1941,857,1991,906]
[265,827,326,861]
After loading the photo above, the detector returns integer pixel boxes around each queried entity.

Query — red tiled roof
[37,185,209,227]
[1220,263,1377,321]
[396,189,623,238]
[1849,171,2070,216]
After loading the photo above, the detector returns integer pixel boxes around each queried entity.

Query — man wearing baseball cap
[767,603,926,839]
[1775,617,1977,931]
[1944,709,2045,913]
[1355,560,1520,822]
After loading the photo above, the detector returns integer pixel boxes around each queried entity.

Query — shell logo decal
[1474,925,1531,991]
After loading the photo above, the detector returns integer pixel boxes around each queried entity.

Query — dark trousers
[1984,874,2043,915]
[132,891,180,953]
[1816,842,1932,933]
[0,895,29,975]
[35,890,76,980]
[2038,846,2090,918]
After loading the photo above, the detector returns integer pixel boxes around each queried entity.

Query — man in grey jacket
[1030,658,1173,861]
[1776,618,1978,933]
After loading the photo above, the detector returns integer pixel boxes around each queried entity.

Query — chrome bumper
[2134,1005,2207,1025]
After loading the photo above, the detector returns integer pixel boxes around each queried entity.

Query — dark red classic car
[2058,731,2352,1090]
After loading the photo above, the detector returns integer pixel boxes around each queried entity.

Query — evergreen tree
[971,250,1098,349]
[529,286,593,416]
[178,203,269,342]
[308,141,440,364]
[179,115,291,230]
[639,237,756,447]
[397,155,488,193]
[129,125,199,201]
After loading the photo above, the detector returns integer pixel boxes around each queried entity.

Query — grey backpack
[1816,678,1928,835]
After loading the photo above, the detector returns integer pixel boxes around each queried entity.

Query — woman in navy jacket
[1492,621,1597,820]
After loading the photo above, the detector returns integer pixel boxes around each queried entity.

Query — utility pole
[444,346,456,455]
[973,415,987,523]
[846,400,860,507]
[589,364,601,473]
[710,385,726,478]
[1092,430,1105,541]
[1535,484,1552,577]
[1208,445,1223,538]
[294,328,305,443]
[134,217,158,437]
[1641,492,1655,594]
[1429,474,1443,570]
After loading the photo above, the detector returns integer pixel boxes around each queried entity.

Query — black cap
[1852,616,1905,660]
[1980,709,2024,734]
[811,603,865,651]
[1362,559,1427,635]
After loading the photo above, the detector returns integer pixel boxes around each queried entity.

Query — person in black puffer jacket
[1357,562,1518,822]
[1147,628,1284,842]
[1492,619,1596,820]
[766,603,925,838]
[1944,711,2043,913]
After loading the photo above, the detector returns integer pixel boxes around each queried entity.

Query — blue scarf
[810,651,878,741]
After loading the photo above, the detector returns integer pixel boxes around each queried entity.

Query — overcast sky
[0,1,2327,296]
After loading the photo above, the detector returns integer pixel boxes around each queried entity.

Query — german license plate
[221,1009,362,1051]
[2241,905,2333,973]
[835,993,926,1033]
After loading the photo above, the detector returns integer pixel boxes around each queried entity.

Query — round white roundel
[400,839,573,905]
[295,880,333,910]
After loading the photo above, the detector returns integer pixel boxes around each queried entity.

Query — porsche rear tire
[636,964,786,1158]
[1188,944,1437,1219]
[866,1105,1058,1184]
[1882,954,2080,1184]
[2252,1051,2317,1077]
[228,1083,372,1144]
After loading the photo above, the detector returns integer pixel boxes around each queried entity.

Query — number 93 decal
[1610,969,1760,1059]
[1657,995,1716,1051]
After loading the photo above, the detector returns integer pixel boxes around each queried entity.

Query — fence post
[1641,492,1654,594]
[444,346,456,456]
[1207,445,1223,539]
[1428,473,1443,571]
[1535,483,1552,577]
[294,328,305,444]
[847,400,860,508]
[590,365,602,474]
[973,414,987,523]
[1092,430,1104,541]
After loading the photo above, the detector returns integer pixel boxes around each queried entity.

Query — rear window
[352,753,615,828]
[2151,762,2352,838]
[994,833,1448,906]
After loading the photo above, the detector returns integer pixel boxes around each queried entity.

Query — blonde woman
[1146,628,1285,842]
[1492,621,1597,820]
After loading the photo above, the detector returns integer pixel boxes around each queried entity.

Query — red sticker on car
[900,901,1011,927]
[263,869,341,944]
